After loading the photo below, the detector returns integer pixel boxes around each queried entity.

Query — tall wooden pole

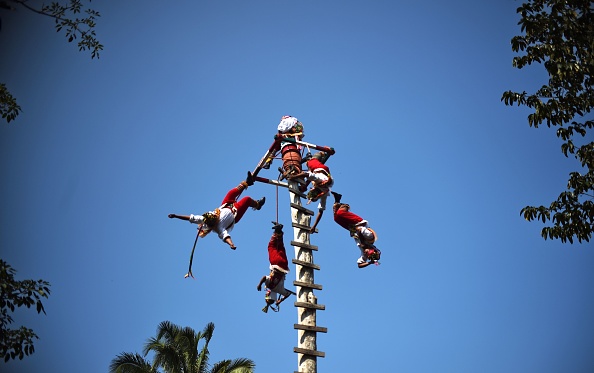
[252,136,330,373]
[288,181,326,373]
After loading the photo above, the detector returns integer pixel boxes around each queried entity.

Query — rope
[184,225,203,279]
[276,173,280,224]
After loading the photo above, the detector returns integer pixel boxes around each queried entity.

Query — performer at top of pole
[261,115,305,176]
[168,174,265,250]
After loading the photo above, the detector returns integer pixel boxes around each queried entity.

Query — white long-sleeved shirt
[189,208,235,240]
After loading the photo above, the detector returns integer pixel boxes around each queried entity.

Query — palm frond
[209,358,255,373]
[109,352,158,373]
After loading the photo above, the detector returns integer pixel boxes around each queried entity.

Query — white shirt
[189,208,235,240]
[304,169,333,211]
[266,275,291,297]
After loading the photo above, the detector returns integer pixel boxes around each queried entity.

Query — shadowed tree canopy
[0,259,51,362]
[110,321,256,373]
[0,0,102,123]
[502,0,594,243]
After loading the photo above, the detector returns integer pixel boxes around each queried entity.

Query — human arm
[169,214,206,225]
[224,236,237,250]
[357,261,374,269]
[256,276,267,291]
[310,210,323,233]
[288,170,310,181]
[310,195,327,233]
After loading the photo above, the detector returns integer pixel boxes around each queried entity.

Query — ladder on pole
[252,136,333,373]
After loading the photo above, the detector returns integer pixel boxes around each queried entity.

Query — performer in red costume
[331,192,381,268]
[168,175,265,250]
[257,222,294,312]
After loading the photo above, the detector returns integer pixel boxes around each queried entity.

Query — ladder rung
[289,188,307,199]
[290,203,314,216]
[293,347,325,358]
[294,324,328,333]
[291,241,318,251]
[291,222,318,233]
[293,280,322,290]
[294,302,325,310]
[292,259,320,270]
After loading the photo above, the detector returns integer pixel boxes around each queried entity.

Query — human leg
[221,182,248,205]
[234,196,265,223]
[268,224,288,272]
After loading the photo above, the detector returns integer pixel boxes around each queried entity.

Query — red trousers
[334,208,364,231]
[221,186,255,223]
[268,233,289,271]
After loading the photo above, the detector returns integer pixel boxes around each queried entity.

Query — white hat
[278,116,298,133]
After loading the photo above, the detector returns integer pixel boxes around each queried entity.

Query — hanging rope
[276,172,280,224]
[184,225,203,279]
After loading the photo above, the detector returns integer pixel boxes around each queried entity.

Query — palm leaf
[109,352,158,373]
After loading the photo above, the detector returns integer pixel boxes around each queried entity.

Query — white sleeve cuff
[189,214,204,224]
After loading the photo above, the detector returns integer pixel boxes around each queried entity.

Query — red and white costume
[188,185,257,242]
[334,206,378,263]
[304,158,333,210]
[264,233,291,298]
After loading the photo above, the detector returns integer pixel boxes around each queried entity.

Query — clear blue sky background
[1,1,593,372]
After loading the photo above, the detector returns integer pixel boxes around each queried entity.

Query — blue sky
[1,1,593,372]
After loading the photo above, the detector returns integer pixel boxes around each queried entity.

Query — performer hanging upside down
[257,222,294,313]
[168,174,265,250]
[288,151,333,233]
[331,192,381,269]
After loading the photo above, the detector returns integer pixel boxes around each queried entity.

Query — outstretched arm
[310,210,324,233]
[168,214,190,221]
[256,276,267,291]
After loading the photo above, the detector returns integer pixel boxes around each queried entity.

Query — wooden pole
[289,179,326,373]
[251,138,330,373]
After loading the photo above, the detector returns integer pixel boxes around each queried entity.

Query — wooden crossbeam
[291,241,318,251]
[292,222,317,233]
[293,348,326,358]
[290,203,314,216]
[279,136,335,156]
[291,259,320,270]
[294,324,328,333]
[289,187,307,199]
[254,176,289,189]
[293,280,322,290]
[294,302,325,310]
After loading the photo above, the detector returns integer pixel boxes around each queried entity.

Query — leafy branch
[8,0,103,58]
[0,259,51,362]
[0,0,102,123]
[502,0,594,243]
